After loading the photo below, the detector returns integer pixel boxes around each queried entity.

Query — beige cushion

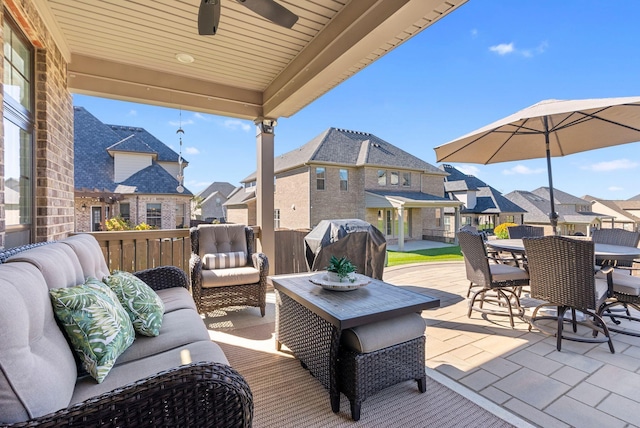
[71,340,229,405]
[596,270,640,297]
[489,263,529,282]
[0,262,77,423]
[61,234,110,281]
[6,243,85,290]
[341,313,426,354]
[201,266,260,288]
[156,287,198,313]
[198,224,248,257]
[203,251,247,269]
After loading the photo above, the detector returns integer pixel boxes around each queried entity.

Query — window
[435,208,442,227]
[316,167,325,190]
[146,203,162,228]
[176,203,185,228]
[339,169,348,191]
[505,215,514,223]
[215,197,221,207]
[3,18,34,246]
[402,172,411,187]
[390,171,399,185]
[378,170,386,186]
[119,203,130,222]
[274,209,280,229]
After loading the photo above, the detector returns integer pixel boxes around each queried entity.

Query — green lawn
[386,246,463,267]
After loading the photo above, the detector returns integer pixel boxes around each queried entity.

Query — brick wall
[309,164,361,227]
[1,0,74,245]
[274,167,310,229]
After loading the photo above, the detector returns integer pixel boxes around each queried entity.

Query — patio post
[255,118,276,275]
[397,206,405,251]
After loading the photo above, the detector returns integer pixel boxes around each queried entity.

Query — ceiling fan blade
[236,0,298,29]
[198,0,221,35]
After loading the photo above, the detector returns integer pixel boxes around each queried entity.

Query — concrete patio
[384,261,640,428]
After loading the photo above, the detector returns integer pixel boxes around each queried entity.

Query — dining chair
[523,236,615,353]
[591,228,640,271]
[507,225,544,239]
[457,230,529,327]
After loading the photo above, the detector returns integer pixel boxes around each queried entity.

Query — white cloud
[128,109,137,116]
[224,119,251,132]
[168,119,195,127]
[456,165,481,176]
[502,164,546,175]
[581,159,638,172]
[608,186,624,192]
[470,29,478,38]
[490,41,548,57]
[185,146,200,155]
[194,112,211,121]
[489,43,514,55]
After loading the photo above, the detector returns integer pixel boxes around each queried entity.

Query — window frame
[402,172,411,187]
[390,171,399,185]
[377,169,387,186]
[316,167,326,191]
[146,203,162,228]
[339,169,348,191]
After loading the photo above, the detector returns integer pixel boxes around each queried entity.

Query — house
[74,107,193,232]
[226,128,462,248]
[440,164,526,233]
[582,195,640,231]
[193,182,239,222]
[504,187,612,236]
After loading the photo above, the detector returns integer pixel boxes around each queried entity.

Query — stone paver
[383,261,640,428]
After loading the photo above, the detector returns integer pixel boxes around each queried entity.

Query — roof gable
[121,163,192,195]
[108,125,184,163]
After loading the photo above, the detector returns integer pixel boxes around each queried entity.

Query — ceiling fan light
[175,53,195,64]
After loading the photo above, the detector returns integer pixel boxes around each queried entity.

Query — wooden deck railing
[81,229,191,274]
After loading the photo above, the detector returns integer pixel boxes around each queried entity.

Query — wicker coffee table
[270,272,439,418]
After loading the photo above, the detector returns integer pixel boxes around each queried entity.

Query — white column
[397,206,405,252]
[255,119,276,275]
[454,206,461,244]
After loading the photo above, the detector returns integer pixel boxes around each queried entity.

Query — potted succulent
[326,255,357,283]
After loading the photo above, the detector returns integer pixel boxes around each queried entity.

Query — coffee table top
[269,272,439,330]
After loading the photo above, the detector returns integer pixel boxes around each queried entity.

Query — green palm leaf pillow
[103,271,165,337]
[50,277,135,383]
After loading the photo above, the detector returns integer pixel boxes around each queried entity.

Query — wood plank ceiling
[34,0,467,120]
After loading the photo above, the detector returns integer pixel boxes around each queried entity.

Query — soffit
[34,0,466,120]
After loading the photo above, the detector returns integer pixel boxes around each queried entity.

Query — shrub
[134,222,153,230]
[105,216,131,231]
[494,222,517,239]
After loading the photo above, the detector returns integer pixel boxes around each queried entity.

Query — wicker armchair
[523,236,615,353]
[457,230,529,327]
[507,225,544,239]
[592,228,640,270]
[190,224,268,316]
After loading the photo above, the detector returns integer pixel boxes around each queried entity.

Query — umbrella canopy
[434,96,640,233]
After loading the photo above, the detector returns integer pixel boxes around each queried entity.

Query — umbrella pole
[544,116,559,235]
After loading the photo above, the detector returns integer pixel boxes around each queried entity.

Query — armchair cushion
[201,266,260,288]
[103,271,165,337]
[203,251,247,269]
[488,263,529,282]
[50,277,135,383]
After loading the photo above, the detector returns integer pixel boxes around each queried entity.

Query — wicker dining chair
[523,236,615,353]
[592,228,640,270]
[507,225,544,239]
[457,230,529,327]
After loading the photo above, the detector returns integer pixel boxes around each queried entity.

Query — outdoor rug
[212,322,519,428]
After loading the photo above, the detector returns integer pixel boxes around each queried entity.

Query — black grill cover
[304,219,387,280]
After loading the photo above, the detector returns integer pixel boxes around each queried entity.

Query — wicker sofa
[0,234,252,427]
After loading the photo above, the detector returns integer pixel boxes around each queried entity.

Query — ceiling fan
[198,0,298,35]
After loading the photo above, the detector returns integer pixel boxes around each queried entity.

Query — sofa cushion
[201,266,260,288]
[61,234,111,281]
[203,251,247,269]
[0,262,77,423]
[6,243,85,290]
[198,224,248,257]
[115,308,211,365]
[341,313,426,353]
[70,340,229,405]
[156,287,198,313]
[50,278,135,383]
[103,271,165,337]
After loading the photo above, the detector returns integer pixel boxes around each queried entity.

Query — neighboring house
[440,164,526,233]
[194,182,239,222]
[226,128,462,247]
[504,187,612,236]
[582,195,640,231]
[74,106,193,232]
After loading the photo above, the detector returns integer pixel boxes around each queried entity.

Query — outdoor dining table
[487,238,640,262]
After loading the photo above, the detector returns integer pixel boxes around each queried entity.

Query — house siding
[0,0,75,246]
[114,153,152,182]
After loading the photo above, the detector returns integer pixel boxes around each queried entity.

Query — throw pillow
[49,277,135,383]
[103,270,165,337]
[203,251,247,269]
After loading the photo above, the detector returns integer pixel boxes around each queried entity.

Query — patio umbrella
[434,96,640,233]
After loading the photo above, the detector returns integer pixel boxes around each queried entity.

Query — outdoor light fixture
[175,53,195,64]
[81,203,87,212]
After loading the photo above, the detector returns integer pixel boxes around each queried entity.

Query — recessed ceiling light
[175,53,195,64]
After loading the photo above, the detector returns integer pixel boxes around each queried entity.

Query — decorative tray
[309,272,371,291]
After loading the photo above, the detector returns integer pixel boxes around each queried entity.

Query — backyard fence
[274,228,312,274]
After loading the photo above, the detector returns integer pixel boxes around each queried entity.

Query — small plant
[494,222,517,239]
[326,255,357,283]
[105,215,131,231]
[134,222,153,230]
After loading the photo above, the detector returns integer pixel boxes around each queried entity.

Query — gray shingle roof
[532,187,590,205]
[224,188,256,206]
[107,134,156,155]
[242,128,444,182]
[108,125,186,163]
[366,190,453,203]
[197,182,237,199]
[504,190,554,223]
[583,195,640,222]
[74,106,191,195]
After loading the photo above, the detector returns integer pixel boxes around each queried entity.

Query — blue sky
[73,0,640,199]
